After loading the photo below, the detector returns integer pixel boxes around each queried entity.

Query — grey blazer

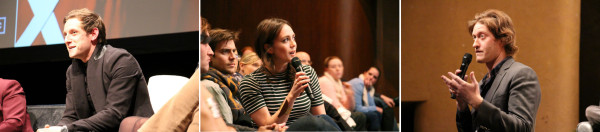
[457,57,541,132]
[59,45,154,131]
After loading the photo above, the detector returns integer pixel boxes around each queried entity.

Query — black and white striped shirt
[239,65,324,125]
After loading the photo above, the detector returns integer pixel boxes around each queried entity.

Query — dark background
[0,31,199,105]
[580,0,600,122]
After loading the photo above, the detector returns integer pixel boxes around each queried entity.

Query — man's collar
[91,45,107,62]
[490,56,513,75]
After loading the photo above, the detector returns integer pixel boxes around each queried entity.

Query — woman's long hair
[254,18,296,80]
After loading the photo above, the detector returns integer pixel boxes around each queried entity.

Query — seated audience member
[319,56,355,110]
[318,56,367,131]
[238,18,340,131]
[206,28,244,83]
[239,52,263,76]
[198,18,288,131]
[240,46,256,56]
[0,79,33,132]
[348,67,399,131]
[58,8,153,131]
[587,100,600,131]
[296,51,312,66]
[295,52,359,131]
[202,28,254,127]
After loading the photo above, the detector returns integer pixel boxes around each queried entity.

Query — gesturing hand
[441,70,484,110]
[290,72,310,99]
[380,95,395,108]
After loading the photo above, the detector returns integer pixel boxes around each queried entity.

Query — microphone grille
[464,53,472,63]
[291,57,302,68]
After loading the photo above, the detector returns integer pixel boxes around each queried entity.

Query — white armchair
[147,75,189,113]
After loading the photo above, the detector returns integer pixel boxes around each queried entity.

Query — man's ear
[89,28,99,44]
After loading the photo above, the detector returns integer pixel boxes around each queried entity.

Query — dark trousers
[350,111,367,131]
[374,96,399,131]
[363,111,381,131]
[323,101,367,131]
[287,114,341,131]
[324,102,353,131]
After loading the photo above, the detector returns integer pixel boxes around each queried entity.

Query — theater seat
[147,75,189,113]
[27,104,66,131]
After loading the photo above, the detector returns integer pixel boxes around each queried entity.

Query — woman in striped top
[238,18,338,130]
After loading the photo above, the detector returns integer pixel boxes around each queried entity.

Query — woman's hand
[290,72,310,99]
[258,123,288,132]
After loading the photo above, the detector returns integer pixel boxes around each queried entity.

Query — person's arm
[473,67,541,132]
[310,105,326,115]
[349,79,377,113]
[341,82,355,111]
[367,92,378,112]
[307,66,325,115]
[319,77,342,108]
[240,72,310,126]
[456,102,473,132]
[379,94,395,108]
[66,54,144,131]
[0,80,29,131]
[249,88,304,126]
[59,66,78,126]
[441,69,474,132]
[200,83,237,131]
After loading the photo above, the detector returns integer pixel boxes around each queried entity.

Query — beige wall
[401,0,580,131]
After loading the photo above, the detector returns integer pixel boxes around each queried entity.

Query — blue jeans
[287,114,342,131]
[363,111,382,131]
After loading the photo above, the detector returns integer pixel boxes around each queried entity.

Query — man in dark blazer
[441,9,541,132]
[57,8,153,131]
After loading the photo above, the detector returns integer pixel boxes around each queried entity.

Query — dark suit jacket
[0,79,33,132]
[58,45,154,131]
[457,58,541,132]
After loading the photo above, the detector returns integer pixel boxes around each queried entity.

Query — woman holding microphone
[238,18,340,131]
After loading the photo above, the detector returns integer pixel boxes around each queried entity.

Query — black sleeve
[59,66,78,126]
[456,108,473,132]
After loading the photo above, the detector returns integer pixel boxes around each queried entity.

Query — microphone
[291,57,314,101]
[451,53,472,99]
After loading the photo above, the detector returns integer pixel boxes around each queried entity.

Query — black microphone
[291,57,314,101]
[451,53,472,99]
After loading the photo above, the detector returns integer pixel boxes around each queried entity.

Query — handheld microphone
[451,53,472,99]
[291,57,314,101]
